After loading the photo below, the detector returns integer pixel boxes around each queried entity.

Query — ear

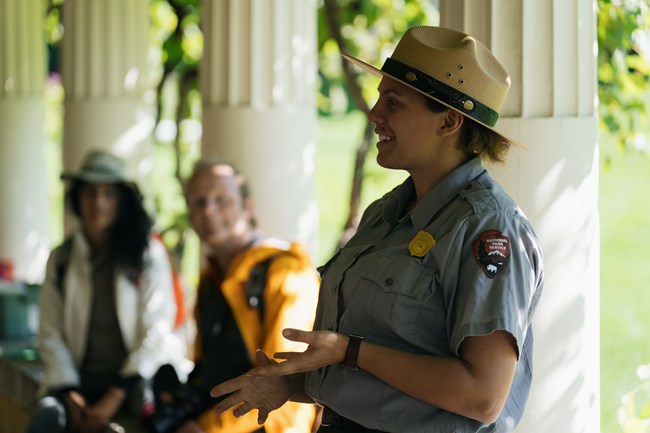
[438,109,464,137]
[243,197,256,226]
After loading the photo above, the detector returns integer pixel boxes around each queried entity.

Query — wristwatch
[340,334,364,371]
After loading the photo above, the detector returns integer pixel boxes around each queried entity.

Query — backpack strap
[54,237,74,295]
[151,232,187,329]
[244,256,276,322]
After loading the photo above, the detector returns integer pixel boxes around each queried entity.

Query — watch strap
[340,334,363,371]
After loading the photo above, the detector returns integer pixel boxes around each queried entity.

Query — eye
[104,187,118,198]
[216,196,233,207]
[189,197,206,210]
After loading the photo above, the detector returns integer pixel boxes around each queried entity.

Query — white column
[200,0,319,248]
[0,0,50,283]
[61,0,154,188]
[441,1,600,432]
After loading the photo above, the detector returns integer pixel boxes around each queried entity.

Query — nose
[202,200,216,214]
[203,198,223,215]
[367,101,383,127]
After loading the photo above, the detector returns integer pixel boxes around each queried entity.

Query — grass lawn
[599,151,650,433]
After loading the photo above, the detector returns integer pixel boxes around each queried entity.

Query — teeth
[379,135,395,142]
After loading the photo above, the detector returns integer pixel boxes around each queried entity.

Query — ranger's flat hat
[343,26,523,148]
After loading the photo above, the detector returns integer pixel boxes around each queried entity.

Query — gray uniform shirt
[305,157,544,433]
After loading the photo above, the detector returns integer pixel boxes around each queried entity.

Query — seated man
[147,159,319,433]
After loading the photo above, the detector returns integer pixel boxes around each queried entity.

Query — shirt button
[385,278,394,286]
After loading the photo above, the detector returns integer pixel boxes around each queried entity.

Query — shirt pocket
[352,254,435,341]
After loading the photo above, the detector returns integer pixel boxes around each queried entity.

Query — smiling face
[185,164,255,254]
[368,77,468,191]
[368,78,448,172]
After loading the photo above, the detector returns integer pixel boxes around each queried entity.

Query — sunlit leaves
[598,0,650,155]
[317,0,438,116]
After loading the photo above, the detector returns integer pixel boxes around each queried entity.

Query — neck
[410,146,468,202]
[207,231,259,272]
[83,227,109,252]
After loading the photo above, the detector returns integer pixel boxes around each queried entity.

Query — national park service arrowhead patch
[473,229,510,278]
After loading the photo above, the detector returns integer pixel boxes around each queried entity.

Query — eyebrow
[378,87,404,97]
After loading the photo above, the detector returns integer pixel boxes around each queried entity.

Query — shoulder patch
[473,229,510,278]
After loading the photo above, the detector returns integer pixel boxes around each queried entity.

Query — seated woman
[26,150,192,433]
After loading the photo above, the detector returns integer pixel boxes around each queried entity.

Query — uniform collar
[385,157,486,231]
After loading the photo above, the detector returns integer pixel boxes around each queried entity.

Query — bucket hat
[61,150,138,188]
[343,26,523,148]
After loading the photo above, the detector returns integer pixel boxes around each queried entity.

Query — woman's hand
[210,350,292,424]
[63,390,86,433]
[82,386,125,433]
[254,328,346,377]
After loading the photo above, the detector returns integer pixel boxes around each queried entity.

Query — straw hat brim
[60,172,142,197]
[61,172,128,184]
[342,54,526,150]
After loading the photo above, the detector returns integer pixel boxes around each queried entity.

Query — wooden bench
[0,343,41,433]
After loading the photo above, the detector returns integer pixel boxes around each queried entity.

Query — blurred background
[1,1,649,432]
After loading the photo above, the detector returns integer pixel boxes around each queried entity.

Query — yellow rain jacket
[195,240,319,433]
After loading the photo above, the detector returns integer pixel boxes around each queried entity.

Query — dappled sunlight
[123,67,140,92]
[18,229,50,284]
[302,139,317,177]
[113,116,155,156]
[154,118,177,142]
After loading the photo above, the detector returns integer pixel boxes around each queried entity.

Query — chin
[376,157,398,170]
[202,232,227,247]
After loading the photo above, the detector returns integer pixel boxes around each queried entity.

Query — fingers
[236,404,270,425]
[273,351,300,360]
[232,401,252,418]
[210,375,246,398]
[230,401,267,424]
[255,349,273,366]
[213,392,244,415]
[282,328,307,342]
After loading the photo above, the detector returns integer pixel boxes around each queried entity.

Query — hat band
[381,58,499,127]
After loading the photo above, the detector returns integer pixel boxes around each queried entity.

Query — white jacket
[37,229,193,389]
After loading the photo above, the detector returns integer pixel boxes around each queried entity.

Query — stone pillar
[441,1,600,432]
[200,0,318,248]
[61,0,154,191]
[0,0,50,283]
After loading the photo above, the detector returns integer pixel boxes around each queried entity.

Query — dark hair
[66,180,153,271]
[423,96,511,164]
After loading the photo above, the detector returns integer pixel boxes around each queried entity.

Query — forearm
[286,372,313,403]
[358,344,484,419]
[94,385,127,415]
[355,332,517,423]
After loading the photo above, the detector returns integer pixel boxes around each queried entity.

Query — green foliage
[619,378,650,433]
[316,0,438,115]
[35,2,650,431]
[149,0,203,258]
[598,0,650,158]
